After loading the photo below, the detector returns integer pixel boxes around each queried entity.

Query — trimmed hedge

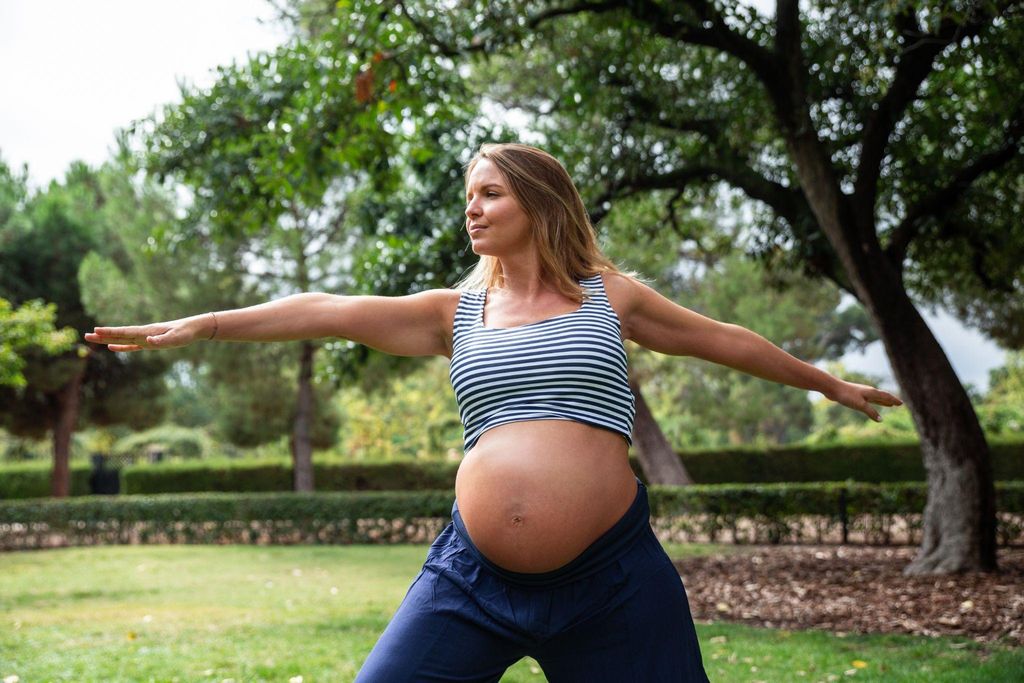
[678,438,1024,483]
[92,439,1024,495]
[0,462,92,499]
[1,482,1022,550]
[123,459,461,494]
[2,438,1021,500]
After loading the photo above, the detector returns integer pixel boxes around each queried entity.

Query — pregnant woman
[87,142,901,681]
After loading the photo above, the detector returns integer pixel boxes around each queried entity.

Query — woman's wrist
[818,373,847,400]
[184,312,218,341]
[206,311,218,340]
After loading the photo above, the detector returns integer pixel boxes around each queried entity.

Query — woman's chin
[469,241,494,256]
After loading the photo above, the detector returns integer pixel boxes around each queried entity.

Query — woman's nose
[465,200,481,219]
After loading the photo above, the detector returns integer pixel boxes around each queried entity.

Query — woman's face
[464,158,533,258]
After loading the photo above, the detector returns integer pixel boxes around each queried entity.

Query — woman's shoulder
[595,271,648,335]
[430,287,468,309]
[598,270,645,304]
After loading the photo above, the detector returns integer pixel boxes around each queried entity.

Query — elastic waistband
[451,478,649,588]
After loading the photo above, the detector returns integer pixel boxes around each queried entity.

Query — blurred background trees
[0,159,169,495]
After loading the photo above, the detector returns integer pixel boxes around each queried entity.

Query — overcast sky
[0,0,1006,392]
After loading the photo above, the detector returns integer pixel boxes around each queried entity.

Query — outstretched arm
[611,275,903,422]
[85,290,456,357]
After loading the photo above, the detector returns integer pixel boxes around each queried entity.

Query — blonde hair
[453,142,631,302]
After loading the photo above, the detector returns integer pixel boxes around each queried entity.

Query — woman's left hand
[825,380,904,422]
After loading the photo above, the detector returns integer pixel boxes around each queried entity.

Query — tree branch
[854,4,1007,212]
[588,161,850,290]
[527,0,623,28]
[886,112,1024,266]
[607,76,721,137]
[396,1,477,57]
[628,0,785,105]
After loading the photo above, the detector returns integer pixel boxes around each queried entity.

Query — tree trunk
[784,133,997,573]
[50,357,86,498]
[815,221,995,576]
[291,341,316,492]
[629,378,694,485]
[290,208,317,493]
[864,279,997,575]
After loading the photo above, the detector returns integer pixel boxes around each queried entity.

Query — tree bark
[50,357,86,498]
[629,377,694,485]
[291,341,316,492]
[784,135,998,574]
[861,272,997,574]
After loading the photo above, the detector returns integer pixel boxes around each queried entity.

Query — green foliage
[651,480,1024,545]
[680,438,1024,484]
[0,298,77,388]
[130,14,504,449]
[158,361,215,428]
[333,356,463,460]
[0,461,92,498]
[410,1,1024,345]
[111,424,213,462]
[2,482,1022,550]
[203,342,341,450]
[4,438,1019,499]
[121,458,460,495]
[809,400,919,443]
[0,490,456,546]
[801,362,917,443]
[977,351,1024,436]
[0,159,169,438]
[0,429,49,462]
[623,249,876,448]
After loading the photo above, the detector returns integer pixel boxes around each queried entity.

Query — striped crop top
[449,272,637,452]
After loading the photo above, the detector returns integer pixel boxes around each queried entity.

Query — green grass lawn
[1,544,1021,682]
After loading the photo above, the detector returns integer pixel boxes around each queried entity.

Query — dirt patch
[673,545,1024,645]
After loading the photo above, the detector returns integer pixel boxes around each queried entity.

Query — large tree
[341,0,1023,574]
[0,160,168,495]
[135,21,503,488]
[76,152,344,460]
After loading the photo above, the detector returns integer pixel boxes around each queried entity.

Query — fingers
[86,328,153,352]
[869,390,903,407]
[107,344,143,352]
[86,324,172,352]
[88,329,151,343]
[91,326,142,337]
[860,388,903,421]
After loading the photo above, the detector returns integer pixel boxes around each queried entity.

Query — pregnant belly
[453,420,639,573]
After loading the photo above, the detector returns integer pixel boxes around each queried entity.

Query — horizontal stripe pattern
[450,273,636,452]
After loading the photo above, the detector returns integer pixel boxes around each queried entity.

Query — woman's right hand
[84,314,211,352]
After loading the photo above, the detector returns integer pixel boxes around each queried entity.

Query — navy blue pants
[355,480,709,682]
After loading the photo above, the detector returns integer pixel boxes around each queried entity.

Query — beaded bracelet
[207,311,218,341]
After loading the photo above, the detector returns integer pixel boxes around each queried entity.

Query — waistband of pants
[450,478,649,588]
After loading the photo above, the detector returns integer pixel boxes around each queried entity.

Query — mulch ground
[673,545,1024,646]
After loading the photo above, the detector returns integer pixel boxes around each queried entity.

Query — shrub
[112,425,212,462]
[1,482,1020,550]
[0,461,91,499]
